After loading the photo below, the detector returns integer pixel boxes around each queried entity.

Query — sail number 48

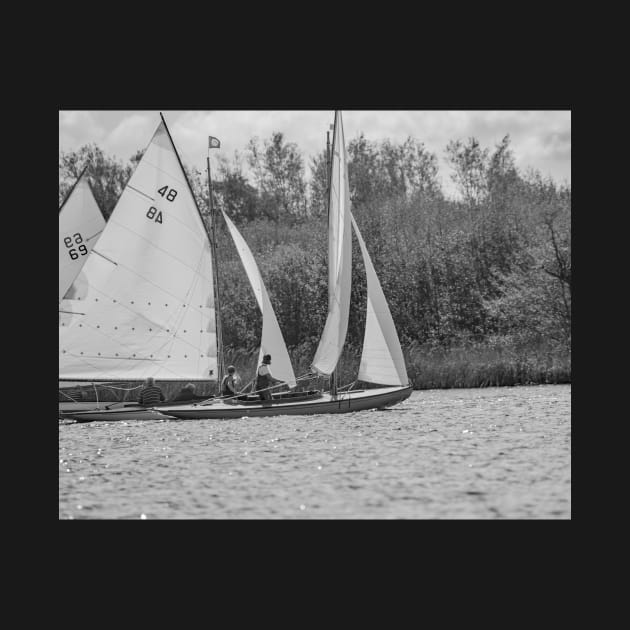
[64,233,88,260]
[146,186,178,224]
[157,186,177,202]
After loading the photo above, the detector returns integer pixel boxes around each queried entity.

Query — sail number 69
[64,233,88,260]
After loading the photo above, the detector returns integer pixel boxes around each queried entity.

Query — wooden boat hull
[59,401,175,423]
[156,386,412,420]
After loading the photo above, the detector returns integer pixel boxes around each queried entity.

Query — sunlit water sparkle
[59,384,570,519]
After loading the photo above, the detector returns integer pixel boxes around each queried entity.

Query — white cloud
[59,110,571,196]
[102,113,155,161]
[59,111,106,151]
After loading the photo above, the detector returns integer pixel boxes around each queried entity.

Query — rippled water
[59,384,571,519]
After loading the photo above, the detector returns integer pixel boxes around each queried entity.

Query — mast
[207,146,224,391]
[326,128,331,204]
[326,117,338,398]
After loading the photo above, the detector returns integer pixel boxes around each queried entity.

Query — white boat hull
[156,386,412,420]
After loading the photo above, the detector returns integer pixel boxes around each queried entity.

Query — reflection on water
[59,384,571,519]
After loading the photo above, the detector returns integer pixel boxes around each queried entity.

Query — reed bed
[403,339,570,389]
[59,338,570,404]
[226,338,570,392]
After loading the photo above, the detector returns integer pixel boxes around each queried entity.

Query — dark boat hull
[59,387,412,422]
[157,386,413,420]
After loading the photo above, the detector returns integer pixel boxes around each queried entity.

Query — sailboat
[59,111,412,422]
[59,114,299,422]
[59,114,221,421]
[59,168,106,303]
[59,168,110,411]
[157,110,412,420]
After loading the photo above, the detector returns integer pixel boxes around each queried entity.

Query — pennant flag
[209,136,221,149]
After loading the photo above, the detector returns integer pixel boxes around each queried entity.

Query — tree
[347,133,385,206]
[246,132,307,229]
[59,144,136,218]
[214,153,258,223]
[445,137,489,208]
[308,150,329,217]
[380,137,441,199]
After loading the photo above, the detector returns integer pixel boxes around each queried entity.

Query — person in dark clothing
[138,377,165,406]
[255,354,284,401]
[221,366,239,397]
[171,383,209,403]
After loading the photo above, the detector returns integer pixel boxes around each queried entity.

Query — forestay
[221,209,296,388]
[59,171,105,302]
[59,119,217,381]
[351,213,408,387]
[311,110,352,376]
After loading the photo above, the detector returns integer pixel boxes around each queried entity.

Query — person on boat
[221,366,240,397]
[138,377,165,406]
[256,354,284,401]
[171,382,209,403]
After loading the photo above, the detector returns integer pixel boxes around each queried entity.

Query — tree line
[59,129,571,388]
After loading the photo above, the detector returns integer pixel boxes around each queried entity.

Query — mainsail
[59,170,105,302]
[311,110,352,376]
[59,117,217,381]
[221,210,296,388]
[351,213,408,386]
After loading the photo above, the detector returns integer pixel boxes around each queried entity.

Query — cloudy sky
[59,110,571,198]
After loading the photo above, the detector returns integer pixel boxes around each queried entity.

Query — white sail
[59,173,105,301]
[351,213,408,386]
[59,118,217,381]
[221,210,296,388]
[311,110,352,376]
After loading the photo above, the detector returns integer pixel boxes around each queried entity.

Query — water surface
[59,384,571,519]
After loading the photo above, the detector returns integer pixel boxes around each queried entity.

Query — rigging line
[91,249,118,266]
[85,230,103,242]
[69,381,144,391]
[337,380,357,392]
[58,389,80,402]
[214,380,293,403]
[127,185,155,201]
